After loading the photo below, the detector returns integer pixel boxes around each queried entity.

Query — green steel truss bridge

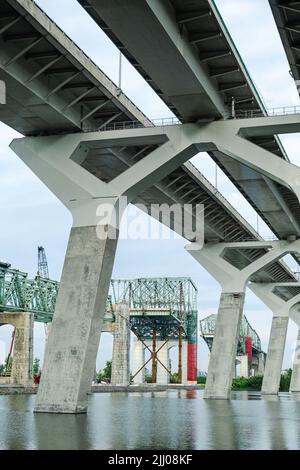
[0,262,58,323]
[0,262,197,342]
[110,278,197,341]
[200,314,262,355]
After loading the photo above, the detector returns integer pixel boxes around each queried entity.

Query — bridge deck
[78,0,300,242]
[0,0,297,291]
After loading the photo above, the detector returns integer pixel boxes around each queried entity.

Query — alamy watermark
[95,196,204,249]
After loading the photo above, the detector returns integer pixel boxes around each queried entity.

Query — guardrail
[236,105,300,119]
[84,116,181,132]
[83,106,300,133]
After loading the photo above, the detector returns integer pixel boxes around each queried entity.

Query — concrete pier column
[132,338,145,384]
[290,329,300,393]
[111,301,130,386]
[204,292,245,399]
[262,316,289,395]
[44,323,51,352]
[186,240,288,399]
[239,355,249,378]
[10,313,34,386]
[0,312,34,387]
[181,340,188,385]
[34,225,118,413]
[156,341,169,385]
[258,352,265,375]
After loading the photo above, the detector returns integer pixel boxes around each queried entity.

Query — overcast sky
[1,0,300,373]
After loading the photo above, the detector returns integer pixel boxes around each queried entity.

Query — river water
[1,390,300,450]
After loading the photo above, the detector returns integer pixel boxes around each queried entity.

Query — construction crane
[37,246,50,339]
[37,246,49,279]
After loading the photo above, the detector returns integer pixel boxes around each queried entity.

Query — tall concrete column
[44,323,51,354]
[262,316,289,395]
[10,313,34,386]
[239,355,249,378]
[0,312,34,387]
[186,240,292,400]
[181,340,188,385]
[290,329,300,393]
[204,292,245,399]
[132,338,145,384]
[156,341,169,385]
[35,225,118,413]
[111,301,130,386]
[258,352,265,375]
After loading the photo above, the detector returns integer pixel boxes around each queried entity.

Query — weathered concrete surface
[0,312,33,387]
[239,355,250,378]
[258,352,265,376]
[204,292,245,399]
[34,225,118,414]
[290,329,300,393]
[156,341,169,385]
[132,338,145,384]
[0,384,37,395]
[262,316,289,395]
[181,340,188,385]
[111,302,130,386]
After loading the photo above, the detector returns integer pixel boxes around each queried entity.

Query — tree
[96,360,112,383]
[33,358,40,376]
[280,368,292,392]
[103,360,112,380]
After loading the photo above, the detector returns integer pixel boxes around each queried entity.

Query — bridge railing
[236,105,300,119]
[83,105,300,133]
[84,116,181,132]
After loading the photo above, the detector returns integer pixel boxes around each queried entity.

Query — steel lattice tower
[37,246,49,279]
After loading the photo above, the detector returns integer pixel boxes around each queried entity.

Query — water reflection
[204,400,237,450]
[34,413,92,450]
[0,395,35,450]
[1,391,300,450]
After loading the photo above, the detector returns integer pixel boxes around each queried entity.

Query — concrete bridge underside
[1,0,300,412]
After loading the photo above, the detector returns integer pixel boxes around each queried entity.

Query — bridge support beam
[250,283,300,395]
[290,329,300,393]
[205,291,245,397]
[111,301,130,386]
[132,338,145,384]
[239,354,250,378]
[35,225,118,413]
[0,312,33,387]
[263,316,289,395]
[186,240,300,399]
[289,303,300,393]
[10,128,196,413]
[156,341,170,385]
[181,340,188,385]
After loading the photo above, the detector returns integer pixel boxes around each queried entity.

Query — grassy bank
[197,369,292,392]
